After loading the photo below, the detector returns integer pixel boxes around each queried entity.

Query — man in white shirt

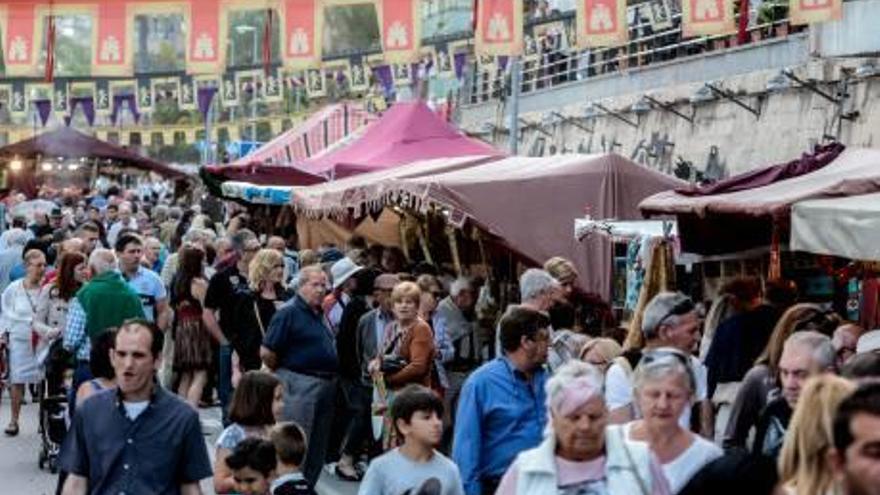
[605,292,713,437]
[106,203,139,247]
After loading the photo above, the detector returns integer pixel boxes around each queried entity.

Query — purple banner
[197,87,217,121]
[110,94,140,125]
[373,65,394,95]
[34,99,52,127]
[498,56,509,72]
[66,97,96,127]
[454,53,467,80]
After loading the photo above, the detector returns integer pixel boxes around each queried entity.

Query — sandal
[4,423,18,436]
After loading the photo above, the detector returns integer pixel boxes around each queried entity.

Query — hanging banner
[54,81,70,116]
[576,0,628,48]
[222,74,240,107]
[95,80,112,115]
[3,3,42,77]
[179,76,197,110]
[262,68,284,102]
[137,78,154,113]
[306,68,326,98]
[790,0,842,25]
[281,0,323,69]
[379,0,421,63]
[186,0,226,74]
[681,0,736,37]
[475,0,524,56]
[93,1,133,77]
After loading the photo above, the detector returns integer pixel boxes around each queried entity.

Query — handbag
[379,328,409,375]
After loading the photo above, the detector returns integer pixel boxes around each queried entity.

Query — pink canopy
[300,101,504,178]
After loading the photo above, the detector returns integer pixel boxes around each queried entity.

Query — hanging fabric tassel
[398,213,412,262]
[45,12,57,82]
[416,219,434,266]
[769,219,782,280]
[262,8,274,76]
[446,225,462,276]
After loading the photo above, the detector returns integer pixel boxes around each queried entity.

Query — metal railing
[463,13,802,105]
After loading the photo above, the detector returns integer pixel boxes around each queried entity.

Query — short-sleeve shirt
[263,295,338,375]
[204,264,250,341]
[60,385,212,494]
[358,448,464,495]
[123,266,167,323]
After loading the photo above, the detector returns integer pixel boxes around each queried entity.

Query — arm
[180,483,203,495]
[75,381,95,408]
[434,317,456,364]
[605,363,635,425]
[63,300,87,355]
[61,474,88,495]
[385,324,434,387]
[155,298,171,332]
[260,346,279,370]
[201,308,228,346]
[699,400,714,439]
[723,367,767,450]
[212,448,237,494]
[452,379,484,495]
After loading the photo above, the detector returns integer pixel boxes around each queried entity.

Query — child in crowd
[269,422,315,495]
[225,437,277,495]
[359,385,464,495]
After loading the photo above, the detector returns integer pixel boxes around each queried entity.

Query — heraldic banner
[281,0,323,69]
[93,1,132,77]
[681,0,736,37]
[3,2,41,78]
[475,0,524,56]
[576,0,628,48]
[790,0,842,25]
[187,0,226,74]
[379,0,421,63]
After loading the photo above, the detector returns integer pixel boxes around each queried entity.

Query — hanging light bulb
[41,162,54,172]
[9,157,22,171]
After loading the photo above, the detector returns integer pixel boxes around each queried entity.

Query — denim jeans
[218,344,233,426]
[68,360,93,418]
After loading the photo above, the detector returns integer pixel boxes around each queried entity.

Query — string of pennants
[0,0,844,80]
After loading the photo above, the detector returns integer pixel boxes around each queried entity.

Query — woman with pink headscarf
[496,360,671,495]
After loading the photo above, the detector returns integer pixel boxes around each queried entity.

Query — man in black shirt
[203,228,260,424]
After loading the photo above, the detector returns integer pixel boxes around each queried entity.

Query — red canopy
[0,127,185,179]
[300,101,504,178]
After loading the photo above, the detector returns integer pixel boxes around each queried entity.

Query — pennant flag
[186,0,226,74]
[379,0,421,63]
[790,0,842,25]
[576,0,628,48]
[3,3,41,77]
[281,0,323,69]
[475,0,524,56]
[681,0,736,37]
[93,1,133,77]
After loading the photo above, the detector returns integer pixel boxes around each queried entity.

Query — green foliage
[323,4,381,56]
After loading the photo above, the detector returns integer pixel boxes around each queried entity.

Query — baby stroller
[38,338,72,474]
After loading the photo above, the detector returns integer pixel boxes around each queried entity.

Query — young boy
[359,385,465,495]
[225,437,277,495]
[269,422,315,495]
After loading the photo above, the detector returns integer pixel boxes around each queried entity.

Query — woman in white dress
[624,348,723,493]
[0,249,53,436]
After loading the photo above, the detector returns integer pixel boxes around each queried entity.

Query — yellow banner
[790,0,842,25]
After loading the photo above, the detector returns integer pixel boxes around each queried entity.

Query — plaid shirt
[63,299,90,361]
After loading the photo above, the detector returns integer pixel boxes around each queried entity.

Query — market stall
[791,192,880,262]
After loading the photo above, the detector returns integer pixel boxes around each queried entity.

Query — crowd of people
[0,184,878,495]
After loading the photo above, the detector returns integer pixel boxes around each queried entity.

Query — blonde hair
[248,248,283,291]
[391,281,421,304]
[579,337,624,363]
[756,303,839,372]
[543,256,578,284]
[298,249,319,267]
[778,374,856,495]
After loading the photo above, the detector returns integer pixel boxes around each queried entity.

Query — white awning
[791,192,880,261]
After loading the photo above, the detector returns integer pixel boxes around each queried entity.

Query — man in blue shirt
[453,305,551,495]
[262,265,338,489]
[116,233,170,330]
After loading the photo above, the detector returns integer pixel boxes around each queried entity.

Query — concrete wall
[457,0,880,178]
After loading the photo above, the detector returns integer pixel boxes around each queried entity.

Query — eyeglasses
[658,297,696,327]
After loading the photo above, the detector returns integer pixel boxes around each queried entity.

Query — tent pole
[507,56,520,155]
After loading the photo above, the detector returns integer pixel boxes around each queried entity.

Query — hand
[368,358,381,375]
[46,328,61,340]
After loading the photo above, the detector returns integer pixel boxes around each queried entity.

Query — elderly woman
[624,348,723,493]
[497,360,671,494]
[1,249,53,436]
[579,337,624,376]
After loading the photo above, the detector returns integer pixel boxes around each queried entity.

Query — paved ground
[0,401,359,495]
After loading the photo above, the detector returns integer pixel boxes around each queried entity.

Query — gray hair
[168,206,183,220]
[543,360,605,436]
[296,265,326,290]
[229,228,257,254]
[641,292,694,340]
[632,347,697,397]
[784,331,836,370]
[519,269,560,302]
[89,248,118,275]
[450,277,473,297]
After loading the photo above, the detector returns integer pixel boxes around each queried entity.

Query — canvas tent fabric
[294,153,683,300]
[229,102,373,167]
[0,127,185,179]
[640,148,880,255]
[299,101,504,178]
[791,193,880,261]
